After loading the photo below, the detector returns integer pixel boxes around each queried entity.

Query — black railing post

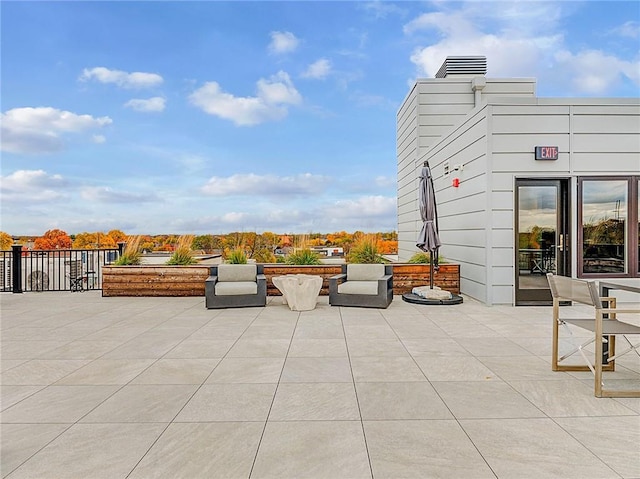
[118,242,125,257]
[11,244,22,293]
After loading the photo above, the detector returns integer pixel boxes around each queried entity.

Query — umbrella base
[402,292,464,305]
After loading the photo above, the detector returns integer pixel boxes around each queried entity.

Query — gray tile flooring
[1,292,639,479]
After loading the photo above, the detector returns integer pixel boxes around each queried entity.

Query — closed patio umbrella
[416,161,441,289]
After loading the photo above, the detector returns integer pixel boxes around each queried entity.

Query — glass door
[515,179,569,305]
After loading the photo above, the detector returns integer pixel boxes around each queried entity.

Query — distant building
[311,246,344,257]
[397,56,639,305]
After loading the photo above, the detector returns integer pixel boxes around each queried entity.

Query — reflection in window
[582,180,627,274]
[518,186,557,280]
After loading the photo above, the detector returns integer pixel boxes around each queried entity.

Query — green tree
[192,234,216,252]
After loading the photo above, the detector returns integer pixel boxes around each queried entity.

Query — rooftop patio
[1,292,638,478]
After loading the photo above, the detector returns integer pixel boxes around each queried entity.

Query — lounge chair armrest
[256,274,267,282]
[206,275,219,284]
[377,274,393,294]
[329,273,346,295]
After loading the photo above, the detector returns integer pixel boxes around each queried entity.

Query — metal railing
[1,245,122,293]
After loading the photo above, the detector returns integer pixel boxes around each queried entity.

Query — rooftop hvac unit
[436,56,487,78]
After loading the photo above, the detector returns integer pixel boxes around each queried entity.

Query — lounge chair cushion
[346,264,385,281]
[215,281,258,296]
[217,264,257,282]
[338,281,379,295]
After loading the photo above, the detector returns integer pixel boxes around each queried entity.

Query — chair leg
[608,336,640,362]
[603,297,616,368]
[595,309,604,398]
[552,299,560,371]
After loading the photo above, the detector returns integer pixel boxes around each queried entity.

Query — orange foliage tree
[378,239,398,254]
[107,229,127,244]
[0,231,12,250]
[73,232,117,249]
[34,229,72,250]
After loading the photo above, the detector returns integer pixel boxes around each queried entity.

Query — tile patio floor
[1,292,639,478]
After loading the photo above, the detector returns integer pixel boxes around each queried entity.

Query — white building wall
[416,107,492,303]
[407,98,640,304]
[397,77,535,262]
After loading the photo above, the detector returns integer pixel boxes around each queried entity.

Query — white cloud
[403,3,639,94]
[80,67,163,89]
[268,31,299,54]
[0,169,69,203]
[201,173,330,196]
[301,59,332,80]
[124,97,166,112]
[611,21,639,39]
[331,195,396,220]
[171,209,314,233]
[80,186,159,204]
[189,71,302,126]
[1,107,112,154]
[554,49,640,94]
[405,9,559,78]
[374,176,396,188]
[220,212,251,224]
[361,1,406,19]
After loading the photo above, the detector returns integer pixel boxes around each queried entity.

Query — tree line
[0,229,398,260]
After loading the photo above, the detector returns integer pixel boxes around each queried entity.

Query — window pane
[582,180,627,274]
[518,185,557,288]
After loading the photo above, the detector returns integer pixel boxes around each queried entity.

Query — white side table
[272,274,323,311]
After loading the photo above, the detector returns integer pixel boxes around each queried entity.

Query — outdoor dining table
[272,274,323,311]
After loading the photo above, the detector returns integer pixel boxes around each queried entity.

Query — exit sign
[535,146,558,160]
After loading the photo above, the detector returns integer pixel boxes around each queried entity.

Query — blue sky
[2,1,639,236]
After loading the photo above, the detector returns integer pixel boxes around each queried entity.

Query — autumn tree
[139,235,156,252]
[107,229,127,245]
[192,235,224,252]
[379,239,398,254]
[381,231,398,241]
[34,229,72,249]
[309,237,326,247]
[261,232,280,253]
[73,232,116,249]
[0,231,13,250]
[326,231,355,254]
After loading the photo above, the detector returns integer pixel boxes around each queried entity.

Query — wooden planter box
[392,264,460,295]
[102,263,460,297]
[102,265,209,297]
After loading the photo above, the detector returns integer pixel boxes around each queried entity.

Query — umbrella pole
[429,251,434,289]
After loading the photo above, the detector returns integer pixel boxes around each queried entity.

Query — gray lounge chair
[329,264,393,308]
[205,264,267,309]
